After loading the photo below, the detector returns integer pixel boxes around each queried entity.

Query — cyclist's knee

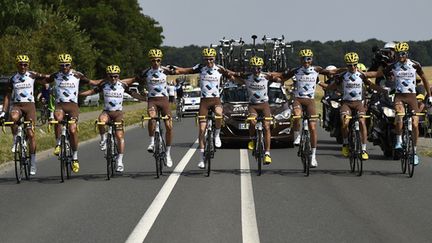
[215,106,223,115]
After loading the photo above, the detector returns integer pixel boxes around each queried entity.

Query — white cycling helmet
[384,42,396,49]
[325,65,337,71]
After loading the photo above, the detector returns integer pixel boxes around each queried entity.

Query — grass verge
[0,108,146,165]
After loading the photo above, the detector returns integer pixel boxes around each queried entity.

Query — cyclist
[168,82,176,104]
[168,48,232,168]
[45,53,98,173]
[36,83,54,120]
[137,49,174,167]
[272,49,342,167]
[230,56,283,164]
[365,42,432,165]
[326,52,384,159]
[80,65,141,172]
[0,55,50,175]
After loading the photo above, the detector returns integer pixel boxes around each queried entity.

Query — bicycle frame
[197,112,223,177]
[293,113,320,176]
[95,120,123,179]
[246,116,273,176]
[345,113,370,176]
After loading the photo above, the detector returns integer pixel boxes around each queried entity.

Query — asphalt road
[1,117,432,243]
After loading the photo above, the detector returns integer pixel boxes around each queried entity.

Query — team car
[220,81,294,147]
[181,88,201,116]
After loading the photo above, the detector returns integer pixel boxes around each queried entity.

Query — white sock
[265,151,270,156]
[117,154,124,163]
[200,149,205,161]
[311,148,316,156]
[100,133,107,141]
[414,146,417,153]
[166,146,171,154]
[215,128,221,137]
[343,138,348,144]
[396,135,402,145]
[31,154,36,165]
[150,136,155,144]
[56,138,61,146]
[72,151,78,160]
[362,144,367,151]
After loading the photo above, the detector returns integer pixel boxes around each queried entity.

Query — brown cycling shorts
[10,102,36,122]
[293,98,317,116]
[340,101,366,116]
[394,93,420,113]
[101,110,124,122]
[199,97,222,116]
[55,102,79,120]
[248,102,271,117]
[147,97,171,116]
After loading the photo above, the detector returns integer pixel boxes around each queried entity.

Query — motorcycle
[367,91,398,158]
[322,92,343,144]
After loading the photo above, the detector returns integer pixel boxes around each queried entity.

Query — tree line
[0,0,163,78]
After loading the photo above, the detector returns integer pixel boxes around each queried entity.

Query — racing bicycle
[344,113,370,176]
[95,120,123,180]
[197,111,223,177]
[246,115,273,176]
[293,113,320,176]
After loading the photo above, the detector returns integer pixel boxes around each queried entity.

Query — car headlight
[275,109,291,120]
[330,100,341,109]
[383,107,396,117]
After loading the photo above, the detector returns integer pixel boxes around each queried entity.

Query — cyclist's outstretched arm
[229,73,246,85]
[414,63,432,97]
[120,77,137,86]
[167,65,194,75]
[79,89,96,97]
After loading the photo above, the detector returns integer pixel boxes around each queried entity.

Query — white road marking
[240,149,260,243]
[125,139,198,243]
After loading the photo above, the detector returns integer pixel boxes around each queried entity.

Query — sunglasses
[347,64,357,67]
[303,57,313,62]
[109,75,120,78]
[18,63,28,67]
[60,63,71,67]
[252,66,262,70]
[398,51,408,57]
[151,59,161,63]
[204,58,215,62]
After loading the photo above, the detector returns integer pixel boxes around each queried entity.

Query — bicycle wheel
[355,130,363,176]
[154,131,161,178]
[112,135,118,177]
[400,129,408,174]
[65,138,72,179]
[22,139,30,180]
[14,137,23,183]
[106,133,113,180]
[348,129,356,173]
[407,132,415,178]
[256,130,264,176]
[303,131,311,177]
[40,108,48,125]
[60,135,66,182]
[205,131,212,177]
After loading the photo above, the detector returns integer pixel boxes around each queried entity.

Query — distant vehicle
[81,93,100,106]
[181,88,201,116]
[220,81,294,147]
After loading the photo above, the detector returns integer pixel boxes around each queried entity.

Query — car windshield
[268,87,287,104]
[184,91,200,98]
[222,86,248,103]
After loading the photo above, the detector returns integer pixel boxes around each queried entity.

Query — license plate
[238,123,249,130]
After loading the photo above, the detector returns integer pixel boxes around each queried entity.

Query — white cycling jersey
[51,70,87,103]
[192,64,224,98]
[293,66,320,99]
[245,73,269,104]
[140,68,169,98]
[94,80,128,111]
[340,71,364,101]
[391,59,417,94]
[9,71,38,103]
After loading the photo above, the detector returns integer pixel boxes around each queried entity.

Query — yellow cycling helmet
[106,65,121,74]
[202,48,217,57]
[299,49,313,57]
[58,53,72,63]
[357,63,367,72]
[344,52,359,64]
[249,56,264,66]
[416,93,425,101]
[148,49,163,59]
[16,55,30,63]
[395,42,409,52]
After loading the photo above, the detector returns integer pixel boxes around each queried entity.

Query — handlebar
[1,120,33,133]
[141,115,171,128]
[48,119,77,133]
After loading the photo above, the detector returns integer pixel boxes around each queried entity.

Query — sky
[138,0,431,47]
